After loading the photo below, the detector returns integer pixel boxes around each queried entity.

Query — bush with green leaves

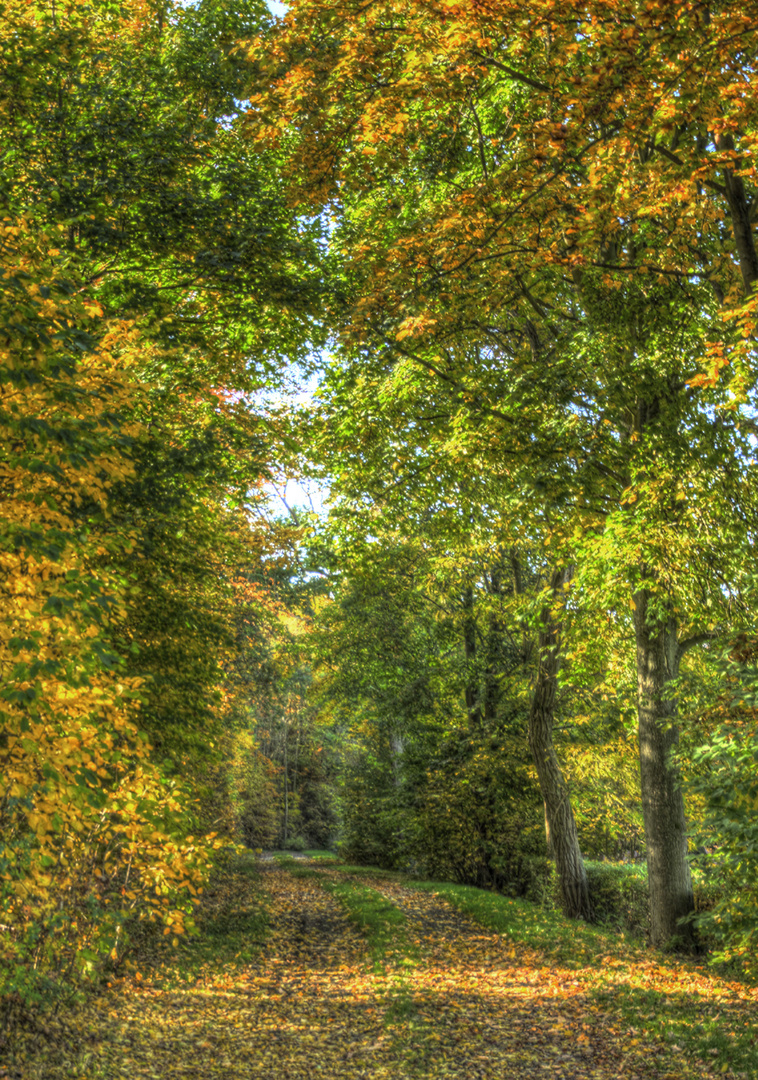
[687,714,758,973]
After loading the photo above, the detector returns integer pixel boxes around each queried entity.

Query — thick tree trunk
[633,587,696,949]
[528,568,594,922]
[715,132,758,294]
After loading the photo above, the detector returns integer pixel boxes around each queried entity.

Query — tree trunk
[292,695,302,798]
[462,583,481,727]
[483,564,502,724]
[633,586,696,949]
[528,567,594,922]
[715,132,758,294]
[282,702,289,844]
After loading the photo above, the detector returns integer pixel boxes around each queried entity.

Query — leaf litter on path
[3,855,753,1079]
[316,872,664,1080]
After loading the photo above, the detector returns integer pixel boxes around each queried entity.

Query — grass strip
[276,856,422,1042]
[319,877,423,1057]
[271,853,321,878]
[329,862,405,881]
[157,851,270,984]
[274,853,416,967]
[320,878,418,970]
[407,878,627,966]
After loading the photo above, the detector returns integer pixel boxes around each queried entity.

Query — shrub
[687,714,758,974]
[585,861,650,937]
[283,835,307,852]
[583,860,724,945]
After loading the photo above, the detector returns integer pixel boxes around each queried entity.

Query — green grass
[330,862,405,881]
[407,878,624,966]
[270,852,321,878]
[321,878,418,970]
[592,980,757,1078]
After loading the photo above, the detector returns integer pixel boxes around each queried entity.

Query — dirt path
[302,869,664,1080]
[2,856,736,1079]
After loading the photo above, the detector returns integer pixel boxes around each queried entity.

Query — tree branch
[473,53,552,94]
[676,631,718,664]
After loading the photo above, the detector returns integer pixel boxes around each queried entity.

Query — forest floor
[3,852,757,1080]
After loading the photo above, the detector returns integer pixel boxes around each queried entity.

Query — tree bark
[462,583,481,727]
[715,132,758,294]
[482,563,504,724]
[283,740,289,843]
[633,586,696,949]
[528,567,594,922]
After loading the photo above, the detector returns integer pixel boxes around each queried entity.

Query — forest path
[5,854,745,1080]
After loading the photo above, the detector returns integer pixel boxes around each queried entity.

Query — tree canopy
[2,0,758,1026]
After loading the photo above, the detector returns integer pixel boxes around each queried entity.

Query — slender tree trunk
[283,703,289,843]
[483,564,502,724]
[462,583,481,727]
[528,567,594,922]
[292,696,302,798]
[633,586,696,949]
[390,734,404,788]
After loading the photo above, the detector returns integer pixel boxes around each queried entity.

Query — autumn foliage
[3,0,758,1041]
[245,0,758,960]
[0,0,317,1007]
[0,214,225,1000]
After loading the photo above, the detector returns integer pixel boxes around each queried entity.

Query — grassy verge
[407,878,626,966]
[320,878,418,970]
[404,877,756,1077]
[329,863,405,881]
[593,977,758,1078]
